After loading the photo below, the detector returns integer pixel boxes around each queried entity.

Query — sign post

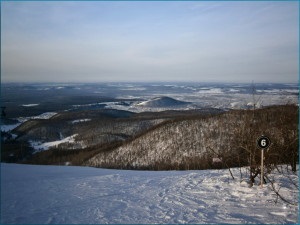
[257,136,271,188]
[261,149,264,188]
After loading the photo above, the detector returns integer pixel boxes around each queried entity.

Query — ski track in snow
[1,163,298,224]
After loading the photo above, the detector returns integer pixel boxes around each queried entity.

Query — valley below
[1,82,298,171]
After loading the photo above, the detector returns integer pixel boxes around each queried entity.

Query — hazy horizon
[1,1,299,83]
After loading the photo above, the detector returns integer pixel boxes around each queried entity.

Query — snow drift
[1,163,298,224]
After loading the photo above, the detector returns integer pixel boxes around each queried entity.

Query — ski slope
[1,163,298,224]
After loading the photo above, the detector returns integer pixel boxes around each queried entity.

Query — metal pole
[261,149,264,188]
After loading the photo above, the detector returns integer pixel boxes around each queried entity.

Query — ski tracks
[1,164,298,224]
[43,171,299,224]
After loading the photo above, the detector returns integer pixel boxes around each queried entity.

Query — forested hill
[86,105,298,170]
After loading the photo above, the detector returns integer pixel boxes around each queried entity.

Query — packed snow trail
[1,163,298,224]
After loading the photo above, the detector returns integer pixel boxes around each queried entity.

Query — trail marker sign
[257,136,271,149]
[256,135,271,188]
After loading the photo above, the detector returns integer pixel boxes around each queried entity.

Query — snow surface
[198,88,223,94]
[30,112,58,120]
[71,119,91,124]
[29,134,78,152]
[21,104,39,107]
[1,163,298,224]
[0,123,21,132]
[17,112,58,123]
[1,112,58,133]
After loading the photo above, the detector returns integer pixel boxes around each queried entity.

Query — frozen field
[1,163,298,224]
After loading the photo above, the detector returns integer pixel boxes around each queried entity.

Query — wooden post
[261,149,264,188]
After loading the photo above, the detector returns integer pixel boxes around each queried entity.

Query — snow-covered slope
[86,105,297,170]
[29,134,81,152]
[1,163,298,224]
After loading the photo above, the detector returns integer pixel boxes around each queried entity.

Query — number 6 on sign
[257,136,271,149]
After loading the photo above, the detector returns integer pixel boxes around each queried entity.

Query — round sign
[257,136,271,149]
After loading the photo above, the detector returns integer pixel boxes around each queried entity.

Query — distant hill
[137,97,189,108]
[86,105,298,170]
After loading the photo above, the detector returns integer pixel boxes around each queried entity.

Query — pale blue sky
[1,1,299,83]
